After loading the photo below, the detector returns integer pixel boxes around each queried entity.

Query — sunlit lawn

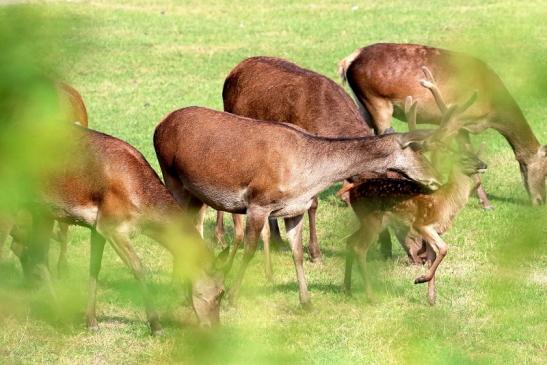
[0,0,546,364]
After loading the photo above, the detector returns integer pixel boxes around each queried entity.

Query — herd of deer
[1,43,545,334]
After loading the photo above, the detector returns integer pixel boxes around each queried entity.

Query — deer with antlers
[341,69,487,304]
[339,43,546,207]
[154,106,443,307]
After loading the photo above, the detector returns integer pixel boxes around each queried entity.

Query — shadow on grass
[487,193,530,206]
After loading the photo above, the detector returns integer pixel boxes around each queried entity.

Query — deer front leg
[227,207,268,303]
[344,229,361,296]
[56,222,69,277]
[223,213,245,274]
[414,226,448,287]
[86,229,106,330]
[284,214,311,308]
[457,131,493,210]
[351,219,382,301]
[105,230,162,336]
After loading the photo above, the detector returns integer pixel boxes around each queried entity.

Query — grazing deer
[339,43,546,207]
[154,106,443,307]
[17,125,225,334]
[0,82,88,274]
[341,76,486,305]
[214,56,374,264]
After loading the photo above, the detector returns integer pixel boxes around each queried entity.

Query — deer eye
[407,141,423,152]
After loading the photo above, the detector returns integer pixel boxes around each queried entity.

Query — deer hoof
[309,256,323,265]
[414,275,430,284]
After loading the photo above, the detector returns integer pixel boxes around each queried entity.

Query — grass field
[0,1,546,364]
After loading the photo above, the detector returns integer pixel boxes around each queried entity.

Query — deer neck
[442,169,477,213]
[307,135,396,188]
[494,107,541,163]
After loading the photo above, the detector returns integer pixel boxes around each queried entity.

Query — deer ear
[397,130,433,149]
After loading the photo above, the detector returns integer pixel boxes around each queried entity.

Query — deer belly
[185,182,248,213]
[269,199,313,218]
[50,204,99,227]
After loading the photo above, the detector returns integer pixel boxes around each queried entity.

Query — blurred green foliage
[0,1,545,365]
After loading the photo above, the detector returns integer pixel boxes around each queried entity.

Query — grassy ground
[1,0,546,364]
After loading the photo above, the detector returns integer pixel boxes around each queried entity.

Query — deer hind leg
[425,245,437,305]
[284,214,311,308]
[195,204,208,239]
[269,218,283,247]
[363,97,395,135]
[414,226,447,288]
[227,206,268,303]
[260,219,273,282]
[55,222,69,276]
[85,229,106,330]
[457,131,493,210]
[307,196,322,263]
[20,211,55,293]
[214,211,226,248]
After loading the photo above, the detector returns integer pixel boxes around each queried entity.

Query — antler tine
[439,104,457,128]
[456,90,478,115]
[422,65,436,83]
[420,66,448,113]
[404,96,418,131]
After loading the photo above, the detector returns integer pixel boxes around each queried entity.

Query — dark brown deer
[339,43,546,207]
[214,56,374,264]
[0,82,88,274]
[341,79,486,305]
[17,125,225,334]
[154,106,443,307]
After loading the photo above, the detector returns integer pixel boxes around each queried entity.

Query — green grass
[1,0,546,364]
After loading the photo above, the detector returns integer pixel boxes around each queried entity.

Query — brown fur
[20,126,224,333]
[154,106,441,307]
[340,43,546,205]
[1,83,88,271]
[345,153,486,304]
[218,56,374,263]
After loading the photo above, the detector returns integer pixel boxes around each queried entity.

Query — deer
[212,56,374,266]
[0,82,88,275]
[339,42,546,207]
[15,124,225,334]
[340,73,487,305]
[154,106,445,307]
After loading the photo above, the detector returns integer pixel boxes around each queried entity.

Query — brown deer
[339,43,546,207]
[154,106,443,307]
[0,82,88,275]
[341,77,486,305]
[214,56,375,264]
[16,125,225,334]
